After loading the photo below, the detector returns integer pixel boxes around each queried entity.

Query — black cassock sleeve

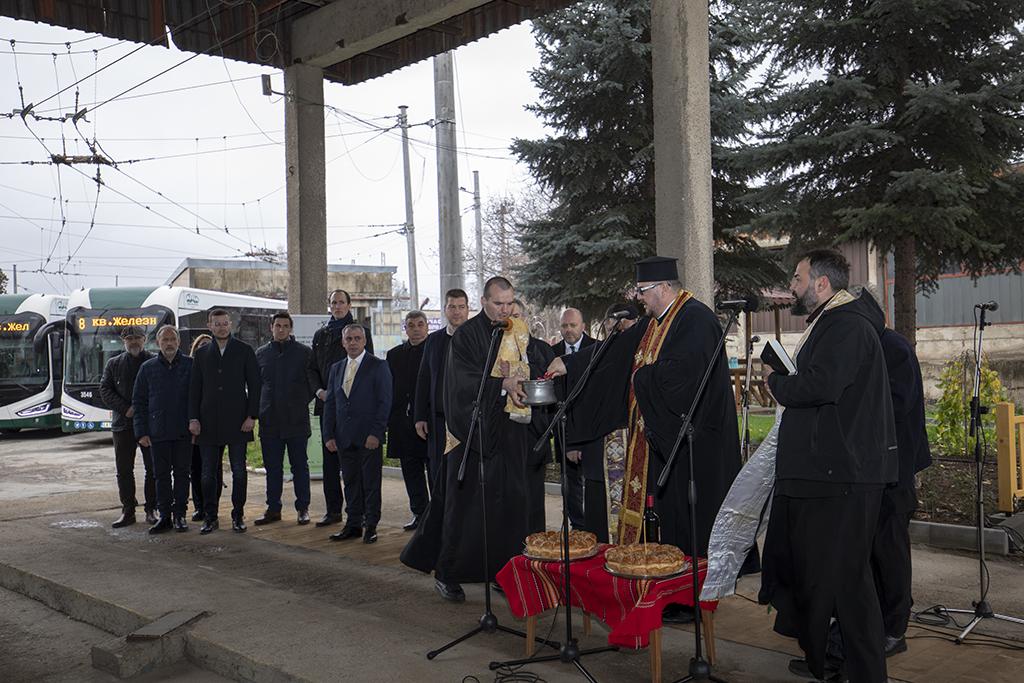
[561,320,646,445]
[631,302,722,460]
[442,315,506,457]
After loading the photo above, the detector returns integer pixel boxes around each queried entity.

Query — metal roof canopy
[1,0,574,85]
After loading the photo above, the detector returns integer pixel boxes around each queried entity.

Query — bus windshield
[0,313,48,389]
[64,307,172,386]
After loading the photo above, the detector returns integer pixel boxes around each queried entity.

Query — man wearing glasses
[546,256,746,623]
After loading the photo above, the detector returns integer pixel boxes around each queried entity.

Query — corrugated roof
[2,0,572,85]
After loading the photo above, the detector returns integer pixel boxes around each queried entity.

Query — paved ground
[1,429,1022,682]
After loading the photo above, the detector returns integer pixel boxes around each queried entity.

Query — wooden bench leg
[701,609,716,665]
[583,611,592,637]
[526,615,537,657]
[650,627,662,683]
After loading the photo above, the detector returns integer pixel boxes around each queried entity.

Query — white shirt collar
[346,349,366,366]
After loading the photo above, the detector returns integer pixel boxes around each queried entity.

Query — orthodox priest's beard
[790,287,819,316]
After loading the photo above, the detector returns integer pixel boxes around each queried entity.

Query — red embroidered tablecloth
[496,544,717,649]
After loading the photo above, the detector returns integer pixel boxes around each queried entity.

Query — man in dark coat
[402,277,548,602]
[307,289,374,528]
[324,324,392,544]
[99,326,155,527]
[549,308,595,531]
[413,289,470,485]
[760,250,897,683]
[188,308,260,535]
[387,310,430,531]
[255,312,316,526]
[547,257,746,624]
[133,325,193,534]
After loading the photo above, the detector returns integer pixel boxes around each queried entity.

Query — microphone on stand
[491,318,512,330]
[976,300,999,312]
[608,309,639,320]
[716,296,761,313]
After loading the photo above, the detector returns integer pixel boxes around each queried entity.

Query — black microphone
[608,309,638,320]
[976,300,998,312]
[716,296,760,313]
[491,319,512,330]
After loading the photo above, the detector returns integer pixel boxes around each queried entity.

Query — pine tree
[750,0,1024,344]
[511,0,784,321]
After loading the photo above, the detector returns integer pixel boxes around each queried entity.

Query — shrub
[933,351,1007,457]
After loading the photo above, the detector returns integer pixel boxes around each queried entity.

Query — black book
[760,338,796,375]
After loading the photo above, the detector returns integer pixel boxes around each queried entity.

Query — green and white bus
[61,286,285,432]
[0,293,68,433]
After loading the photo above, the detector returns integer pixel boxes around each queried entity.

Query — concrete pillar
[434,52,464,296]
[652,0,714,306]
[284,63,327,314]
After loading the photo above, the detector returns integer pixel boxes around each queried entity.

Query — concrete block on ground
[91,632,186,679]
[128,609,205,641]
[910,520,1009,555]
[185,631,312,683]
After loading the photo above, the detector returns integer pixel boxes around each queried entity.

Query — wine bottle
[642,494,660,544]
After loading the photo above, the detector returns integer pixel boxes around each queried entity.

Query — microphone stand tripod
[739,334,759,463]
[938,305,1024,642]
[489,317,624,681]
[656,307,742,683]
[427,322,558,660]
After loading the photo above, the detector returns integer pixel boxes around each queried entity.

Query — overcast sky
[0,15,550,306]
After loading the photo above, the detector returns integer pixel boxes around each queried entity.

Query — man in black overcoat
[760,250,897,683]
[188,308,260,534]
[386,310,430,530]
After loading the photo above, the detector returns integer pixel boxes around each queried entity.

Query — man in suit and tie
[324,324,392,544]
[189,308,261,535]
[549,308,595,530]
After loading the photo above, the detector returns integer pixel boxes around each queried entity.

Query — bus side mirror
[33,320,67,355]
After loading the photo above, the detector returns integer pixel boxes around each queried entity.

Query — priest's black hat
[635,255,678,282]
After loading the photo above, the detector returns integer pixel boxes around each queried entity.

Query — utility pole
[12,264,17,293]
[434,51,464,295]
[472,170,484,299]
[398,105,419,310]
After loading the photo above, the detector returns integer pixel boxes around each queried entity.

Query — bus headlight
[16,402,51,417]
[62,406,85,420]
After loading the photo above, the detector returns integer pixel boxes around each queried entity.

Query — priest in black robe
[401,277,548,601]
[547,256,744,565]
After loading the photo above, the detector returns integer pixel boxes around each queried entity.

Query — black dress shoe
[112,511,136,528]
[434,579,466,603]
[148,517,173,535]
[662,604,695,624]
[329,526,362,541]
[200,519,219,535]
[363,526,378,544]
[315,513,342,528]
[144,510,158,526]
[191,510,204,522]
[173,515,188,533]
[884,635,907,657]
[254,510,281,526]
[788,658,844,681]
[232,517,247,533]
[402,516,420,531]
[297,510,310,525]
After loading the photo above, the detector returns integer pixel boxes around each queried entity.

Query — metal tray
[603,561,690,581]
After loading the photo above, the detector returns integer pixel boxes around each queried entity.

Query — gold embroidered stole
[617,290,693,544]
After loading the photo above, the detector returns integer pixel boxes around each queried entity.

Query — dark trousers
[260,435,311,513]
[525,459,547,534]
[558,451,585,530]
[320,415,343,516]
[200,443,247,521]
[584,477,609,543]
[152,439,191,518]
[340,444,383,528]
[393,426,429,516]
[191,444,222,513]
[426,413,446,491]
[112,429,154,513]
[871,492,915,638]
